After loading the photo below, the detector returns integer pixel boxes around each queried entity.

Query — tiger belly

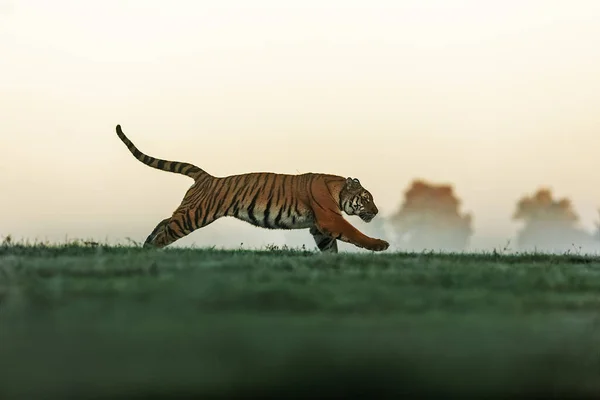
[233,207,314,230]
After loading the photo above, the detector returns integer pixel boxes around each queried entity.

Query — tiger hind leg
[310,226,338,253]
[143,218,171,248]
[144,214,197,249]
[144,205,219,249]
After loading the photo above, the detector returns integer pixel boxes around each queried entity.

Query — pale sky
[2,0,600,251]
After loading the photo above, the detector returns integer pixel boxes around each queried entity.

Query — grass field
[1,242,600,399]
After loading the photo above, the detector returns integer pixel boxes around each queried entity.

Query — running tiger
[115,125,389,253]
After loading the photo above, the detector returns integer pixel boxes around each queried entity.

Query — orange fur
[115,125,389,252]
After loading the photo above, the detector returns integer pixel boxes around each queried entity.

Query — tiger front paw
[369,239,389,252]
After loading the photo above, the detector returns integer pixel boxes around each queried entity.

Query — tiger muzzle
[360,212,376,222]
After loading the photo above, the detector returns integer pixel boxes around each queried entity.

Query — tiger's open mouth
[359,212,375,222]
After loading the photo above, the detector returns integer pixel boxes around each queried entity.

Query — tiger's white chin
[359,213,375,223]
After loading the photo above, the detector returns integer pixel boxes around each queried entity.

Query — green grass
[1,242,600,399]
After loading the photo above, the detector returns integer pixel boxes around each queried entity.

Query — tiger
[115,124,390,253]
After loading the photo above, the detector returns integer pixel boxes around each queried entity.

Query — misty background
[2,0,600,253]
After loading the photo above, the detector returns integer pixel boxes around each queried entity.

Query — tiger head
[339,177,379,222]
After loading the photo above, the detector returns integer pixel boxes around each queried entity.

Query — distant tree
[513,188,593,252]
[592,208,600,243]
[389,179,473,252]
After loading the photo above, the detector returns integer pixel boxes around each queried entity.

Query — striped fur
[115,124,389,253]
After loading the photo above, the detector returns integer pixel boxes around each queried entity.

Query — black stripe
[196,175,211,187]
[245,175,263,197]
[194,204,203,227]
[204,179,225,213]
[275,176,284,206]
[293,199,302,216]
[201,180,223,227]
[157,160,166,169]
[236,175,262,217]
[168,219,184,238]
[232,175,260,218]
[263,197,273,228]
[181,164,195,175]
[210,177,237,221]
[224,176,245,216]
[234,176,256,207]
[274,205,284,228]
[172,217,185,235]
[193,189,213,227]
[175,163,187,174]
[261,175,277,228]
[272,176,285,227]
[188,208,198,230]
[181,211,193,233]
[247,190,262,226]
[162,225,173,241]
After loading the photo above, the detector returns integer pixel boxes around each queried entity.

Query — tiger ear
[346,177,361,190]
